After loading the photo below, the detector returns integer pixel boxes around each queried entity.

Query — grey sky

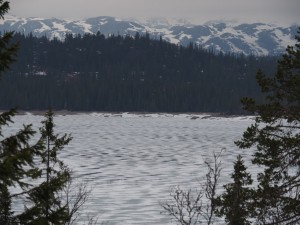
[8,0,300,25]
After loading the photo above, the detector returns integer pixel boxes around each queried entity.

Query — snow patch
[74,21,93,33]
[52,22,70,32]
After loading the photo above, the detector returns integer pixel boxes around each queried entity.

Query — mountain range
[0,15,298,56]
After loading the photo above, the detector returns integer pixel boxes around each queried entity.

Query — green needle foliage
[0,118,42,223]
[0,1,40,223]
[0,182,13,224]
[0,0,18,75]
[19,111,73,225]
[214,155,254,225]
[236,28,300,224]
[0,2,91,224]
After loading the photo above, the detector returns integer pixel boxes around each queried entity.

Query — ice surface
[5,113,257,225]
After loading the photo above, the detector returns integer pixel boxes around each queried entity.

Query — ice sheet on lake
[5,113,257,225]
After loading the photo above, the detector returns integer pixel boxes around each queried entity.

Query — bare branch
[161,150,223,225]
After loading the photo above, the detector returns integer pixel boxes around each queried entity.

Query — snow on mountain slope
[0,15,298,55]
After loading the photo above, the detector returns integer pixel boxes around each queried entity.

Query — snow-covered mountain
[0,15,298,55]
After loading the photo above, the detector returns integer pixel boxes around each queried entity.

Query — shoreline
[1,110,253,118]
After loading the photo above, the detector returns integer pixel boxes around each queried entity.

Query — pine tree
[19,111,73,224]
[214,155,253,225]
[236,28,300,224]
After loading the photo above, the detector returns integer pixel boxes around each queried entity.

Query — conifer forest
[0,32,278,113]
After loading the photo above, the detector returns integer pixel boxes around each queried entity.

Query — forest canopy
[0,32,278,113]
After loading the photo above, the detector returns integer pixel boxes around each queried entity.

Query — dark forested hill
[0,32,278,113]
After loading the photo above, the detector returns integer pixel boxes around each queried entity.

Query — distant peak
[0,15,297,56]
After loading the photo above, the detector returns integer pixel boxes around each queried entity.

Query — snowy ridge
[1,15,298,55]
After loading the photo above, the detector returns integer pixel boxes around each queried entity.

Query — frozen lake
[6,113,256,224]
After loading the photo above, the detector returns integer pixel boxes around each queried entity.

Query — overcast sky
[8,0,300,25]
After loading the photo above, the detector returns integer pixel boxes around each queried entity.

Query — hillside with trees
[0,32,278,113]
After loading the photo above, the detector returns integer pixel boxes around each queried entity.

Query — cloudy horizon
[8,0,300,25]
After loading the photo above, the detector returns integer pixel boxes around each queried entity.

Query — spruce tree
[19,111,73,224]
[0,113,42,224]
[0,1,40,223]
[236,28,300,224]
[214,155,253,225]
[0,0,18,74]
[0,3,91,224]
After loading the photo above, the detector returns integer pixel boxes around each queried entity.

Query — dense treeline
[0,32,278,113]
